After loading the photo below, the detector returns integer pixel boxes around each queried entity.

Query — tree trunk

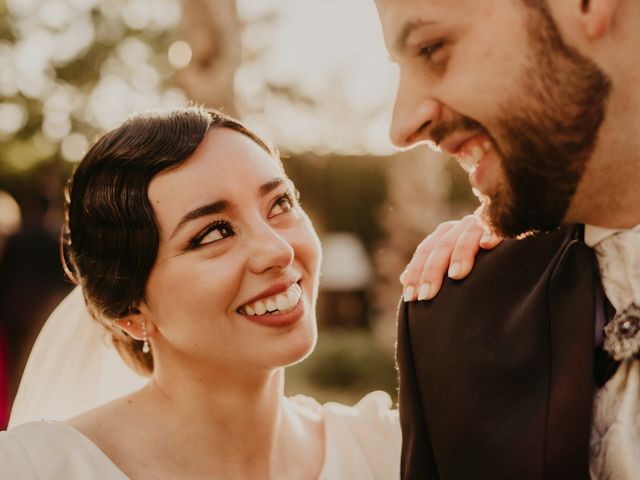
[176,0,240,116]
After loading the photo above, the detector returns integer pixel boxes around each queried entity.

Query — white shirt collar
[584,224,640,247]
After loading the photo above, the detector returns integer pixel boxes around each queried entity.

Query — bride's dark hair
[63,107,274,374]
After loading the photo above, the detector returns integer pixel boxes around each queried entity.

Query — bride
[0,107,494,479]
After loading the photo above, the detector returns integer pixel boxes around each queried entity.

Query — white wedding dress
[0,288,401,479]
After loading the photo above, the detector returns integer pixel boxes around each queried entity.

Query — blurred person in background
[376,0,640,478]
[0,192,70,430]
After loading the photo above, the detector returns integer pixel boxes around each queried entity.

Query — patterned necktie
[593,226,640,361]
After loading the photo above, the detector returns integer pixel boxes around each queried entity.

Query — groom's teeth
[471,146,483,163]
[245,304,255,316]
[457,139,492,174]
[458,154,476,173]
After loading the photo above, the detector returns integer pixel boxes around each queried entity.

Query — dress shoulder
[290,391,400,479]
[0,422,127,479]
[322,390,399,436]
[0,429,39,479]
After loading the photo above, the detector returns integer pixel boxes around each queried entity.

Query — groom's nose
[390,73,442,149]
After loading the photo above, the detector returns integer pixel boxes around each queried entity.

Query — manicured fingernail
[418,283,431,301]
[448,262,461,278]
[399,270,408,284]
[480,234,493,244]
[403,285,415,302]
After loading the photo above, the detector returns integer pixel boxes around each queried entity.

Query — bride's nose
[246,223,295,274]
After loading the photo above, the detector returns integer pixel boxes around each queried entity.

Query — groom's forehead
[375,0,522,23]
[375,0,481,13]
[375,0,519,55]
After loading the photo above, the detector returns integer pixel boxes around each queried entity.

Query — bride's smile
[2,108,405,480]
[137,127,322,372]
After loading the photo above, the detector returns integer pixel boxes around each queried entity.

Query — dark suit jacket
[397,226,600,479]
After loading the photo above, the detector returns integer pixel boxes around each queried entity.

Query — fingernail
[403,285,415,302]
[399,270,408,284]
[448,262,461,278]
[418,283,431,301]
[480,234,493,244]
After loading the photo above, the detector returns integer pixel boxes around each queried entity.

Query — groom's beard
[483,3,611,237]
[433,4,611,238]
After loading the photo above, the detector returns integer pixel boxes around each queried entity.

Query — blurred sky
[237,0,398,155]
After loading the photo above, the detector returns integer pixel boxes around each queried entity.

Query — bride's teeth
[275,294,288,311]
[286,289,298,306]
[254,300,267,315]
[242,283,303,316]
[265,298,276,312]
[483,140,492,152]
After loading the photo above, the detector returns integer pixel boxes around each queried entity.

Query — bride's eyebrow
[170,178,288,239]
[259,177,286,197]
[170,200,231,239]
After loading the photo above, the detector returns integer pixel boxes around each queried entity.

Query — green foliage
[285,328,397,404]
[284,154,388,249]
[0,0,183,209]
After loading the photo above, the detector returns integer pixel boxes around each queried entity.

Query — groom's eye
[417,40,448,68]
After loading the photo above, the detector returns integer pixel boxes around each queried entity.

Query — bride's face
[140,128,321,372]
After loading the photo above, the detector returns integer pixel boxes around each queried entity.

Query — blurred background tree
[0,0,478,422]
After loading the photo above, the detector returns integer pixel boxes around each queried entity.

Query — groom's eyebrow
[170,177,287,239]
[393,19,436,59]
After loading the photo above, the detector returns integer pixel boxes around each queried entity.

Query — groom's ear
[578,0,620,39]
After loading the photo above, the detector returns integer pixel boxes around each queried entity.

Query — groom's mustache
[430,115,487,148]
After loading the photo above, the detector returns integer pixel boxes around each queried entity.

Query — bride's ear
[114,309,157,341]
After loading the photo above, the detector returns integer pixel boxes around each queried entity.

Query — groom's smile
[437,133,498,194]
[376,0,610,237]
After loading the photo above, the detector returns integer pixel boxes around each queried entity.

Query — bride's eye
[189,221,235,248]
[269,191,298,218]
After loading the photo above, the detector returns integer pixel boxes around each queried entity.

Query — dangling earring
[142,321,150,354]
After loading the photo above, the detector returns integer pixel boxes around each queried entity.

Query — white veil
[8,286,147,428]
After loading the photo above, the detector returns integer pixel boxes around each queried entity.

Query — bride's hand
[400,213,502,302]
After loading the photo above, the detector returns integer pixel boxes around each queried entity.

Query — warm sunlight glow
[0,103,27,138]
[168,40,192,69]
[61,132,89,162]
[237,0,398,155]
[0,190,21,236]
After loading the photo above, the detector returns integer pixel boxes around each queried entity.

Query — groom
[375,0,640,478]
